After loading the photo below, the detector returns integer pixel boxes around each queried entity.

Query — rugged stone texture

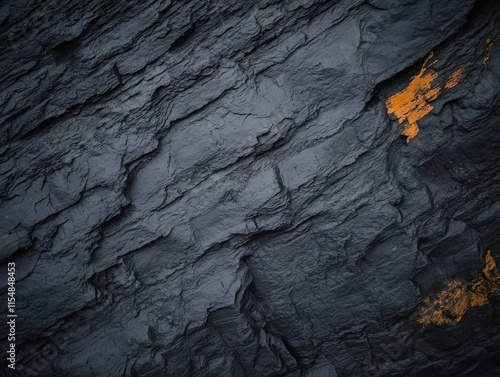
[1,0,499,376]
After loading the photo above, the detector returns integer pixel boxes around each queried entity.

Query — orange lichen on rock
[385,52,441,143]
[417,250,500,327]
[483,35,499,68]
[483,250,499,280]
[444,66,465,90]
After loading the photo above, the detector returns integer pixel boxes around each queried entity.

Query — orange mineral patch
[483,35,500,68]
[417,250,500,327]
[385,52,441,143]
[386,52,467,143]
[444,66,465,90]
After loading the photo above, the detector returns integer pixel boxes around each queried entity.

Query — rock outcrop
[1,0,499,376]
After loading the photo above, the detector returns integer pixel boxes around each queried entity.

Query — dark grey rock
[1,0,499,376]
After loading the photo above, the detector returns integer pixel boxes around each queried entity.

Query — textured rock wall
[1,0,499,376]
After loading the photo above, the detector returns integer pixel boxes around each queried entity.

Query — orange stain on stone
[385,52,441,143]
[483,35,499,68]
[385,52,467,143]
[444,66,465,90]
[417,250,500,327]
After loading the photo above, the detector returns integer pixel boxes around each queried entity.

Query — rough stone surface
[1,0,499,376]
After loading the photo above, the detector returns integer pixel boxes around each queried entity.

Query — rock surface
[1,0,500,376]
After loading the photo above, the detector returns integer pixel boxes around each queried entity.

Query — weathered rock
[1,0,499,376]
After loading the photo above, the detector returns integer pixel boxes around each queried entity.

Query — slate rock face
[1,0,499,376]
